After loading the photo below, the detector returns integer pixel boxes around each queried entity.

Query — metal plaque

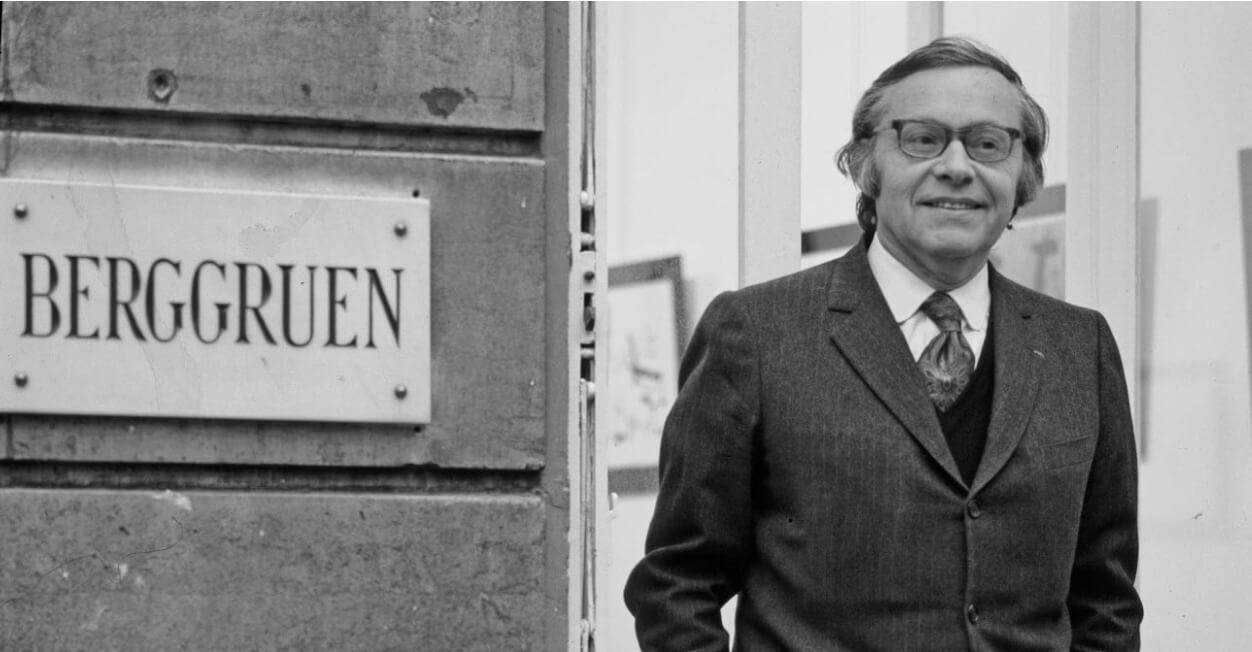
[0,179,430,423]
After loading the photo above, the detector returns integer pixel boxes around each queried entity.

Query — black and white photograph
[0,3,1248,651]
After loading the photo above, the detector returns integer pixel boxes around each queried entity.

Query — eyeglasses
[878,120,1022,163]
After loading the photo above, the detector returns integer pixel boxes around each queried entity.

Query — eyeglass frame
[875,119,1023,164]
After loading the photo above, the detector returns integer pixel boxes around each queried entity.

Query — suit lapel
[825,244,965,487]
[970,269,1044,494]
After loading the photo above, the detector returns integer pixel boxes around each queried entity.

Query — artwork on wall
[988,219,1065,299]
[605,256,688,486]
[800,222,860,269]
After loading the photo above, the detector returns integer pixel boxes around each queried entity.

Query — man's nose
[933,139,975,184]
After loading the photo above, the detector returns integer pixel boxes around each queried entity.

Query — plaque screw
[14,203,29,219]
[394,384,408,399]
[394,221,408,237]
[147,68,178,103]
[14,372,28,387]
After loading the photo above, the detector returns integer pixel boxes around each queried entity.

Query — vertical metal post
[738,2,802,287]
[585,3,613,649]
[547,2,593,650]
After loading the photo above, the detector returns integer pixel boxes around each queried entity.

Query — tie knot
[920,292,965,333]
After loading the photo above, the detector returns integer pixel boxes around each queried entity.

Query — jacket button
[966,500,982,519]
[967,603,980,624]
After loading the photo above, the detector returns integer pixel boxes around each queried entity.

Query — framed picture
[800,222,861,269]
[605,256,687,483]
[987,184,1067,300]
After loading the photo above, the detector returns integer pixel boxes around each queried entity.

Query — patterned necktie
[917,292,976,411]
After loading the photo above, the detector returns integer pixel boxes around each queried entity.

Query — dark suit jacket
[624,242,1142,651]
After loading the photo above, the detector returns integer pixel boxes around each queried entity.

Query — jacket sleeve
[623,291,760,652]
[1068,313,1144,650]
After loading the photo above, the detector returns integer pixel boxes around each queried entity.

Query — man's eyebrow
[896,117,1016,130]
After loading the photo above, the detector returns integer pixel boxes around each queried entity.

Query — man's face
[869,66,1024,284]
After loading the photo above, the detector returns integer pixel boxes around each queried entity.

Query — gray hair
[834,36,1049,234]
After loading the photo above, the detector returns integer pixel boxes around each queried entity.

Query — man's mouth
[921,199,984,210]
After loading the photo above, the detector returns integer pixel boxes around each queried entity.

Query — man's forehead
[876,66,1022,128]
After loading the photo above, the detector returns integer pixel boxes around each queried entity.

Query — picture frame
[987,184,1066,300]
[605,256,688,493]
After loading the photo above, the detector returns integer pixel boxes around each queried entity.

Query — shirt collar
[866,233,990,331]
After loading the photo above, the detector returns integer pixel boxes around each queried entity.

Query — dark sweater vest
[937,323,994,486]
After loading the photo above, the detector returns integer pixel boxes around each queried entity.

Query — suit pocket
[1041,435,1095,470]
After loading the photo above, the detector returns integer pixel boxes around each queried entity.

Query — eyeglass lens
[898,122,1014,163]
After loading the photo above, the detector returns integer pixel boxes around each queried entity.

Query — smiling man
[625,37,1143,651]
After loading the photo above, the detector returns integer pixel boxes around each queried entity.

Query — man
[624,37,1142,651]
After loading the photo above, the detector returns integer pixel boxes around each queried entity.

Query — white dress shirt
[866,235,990,365]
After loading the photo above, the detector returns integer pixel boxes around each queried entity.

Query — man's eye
[905,132,941,146]
[970,137,1001,151]
[968,129,1010,153]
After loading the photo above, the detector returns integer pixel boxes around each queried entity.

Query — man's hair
[834,36,1049,234]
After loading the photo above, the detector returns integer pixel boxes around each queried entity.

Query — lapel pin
[1032,350,1045,358]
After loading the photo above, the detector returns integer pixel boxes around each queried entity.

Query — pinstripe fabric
[624,241,1142,652]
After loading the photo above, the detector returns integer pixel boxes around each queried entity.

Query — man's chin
[922,234,997,260]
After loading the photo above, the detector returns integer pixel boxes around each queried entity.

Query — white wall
[1138,4,1252,650]
[800,2,909,238]
[604,2,911,312]
[945,2,1069,186]
[602,1,739,323]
